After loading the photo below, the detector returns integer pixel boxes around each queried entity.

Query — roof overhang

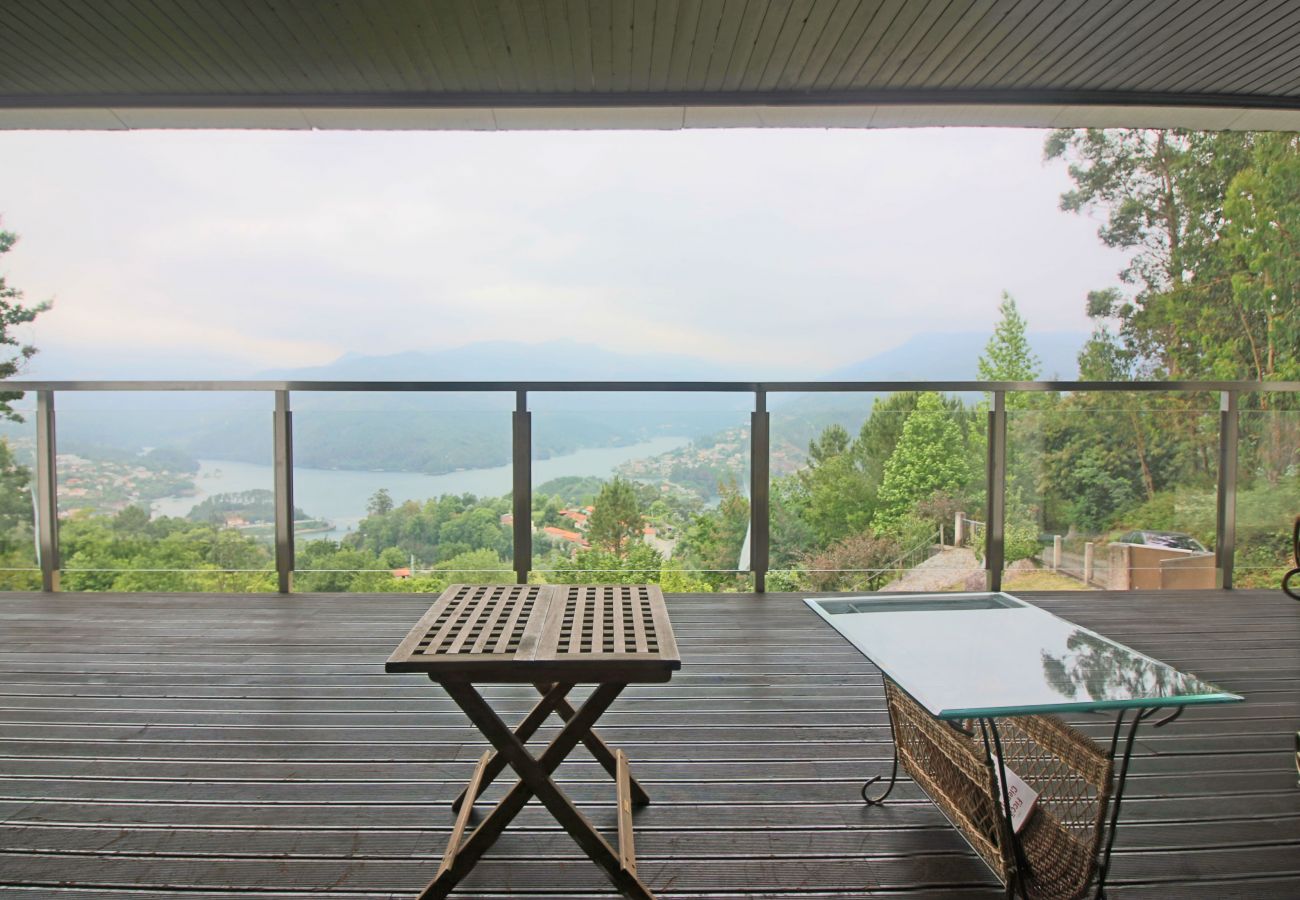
[4,1,1300,132]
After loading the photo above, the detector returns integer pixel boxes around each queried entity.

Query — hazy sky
[0,126,1127,377]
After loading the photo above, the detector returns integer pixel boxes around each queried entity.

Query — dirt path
[879,546,982,592]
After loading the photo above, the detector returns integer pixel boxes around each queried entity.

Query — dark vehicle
[1116,530,1209,553]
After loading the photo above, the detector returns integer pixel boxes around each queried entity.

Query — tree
[977,292,1041,385]
[799,531,902,592]
[674,481,749,590]
[875,393,970,529]
[978,293,1047,521]
[546,542,664,585]
[0,225,51,421]
[1042,129,1273,523]
[587,477,644,557]
[367,488,394,517]
[796,424,874,546]
[1046,128,1300,388]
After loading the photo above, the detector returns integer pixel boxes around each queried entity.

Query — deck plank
[0,589,1297,897]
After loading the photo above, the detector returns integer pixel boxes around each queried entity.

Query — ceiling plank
[1,0,1298,127]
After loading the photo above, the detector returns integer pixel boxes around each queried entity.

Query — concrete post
[1052,534,1063,571]
[1083,541,1095,585]
[954,512,964,546]
[1109,543,1131,591]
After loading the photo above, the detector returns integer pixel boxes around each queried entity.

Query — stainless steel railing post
[35,390,59,592]
[1215,390,1239,589]
[273,390,294,593]
[985,390,1007,591]
[513,391,532,585]
[750,390,770,593]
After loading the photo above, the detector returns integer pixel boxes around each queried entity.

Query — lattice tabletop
[386,584,680,682]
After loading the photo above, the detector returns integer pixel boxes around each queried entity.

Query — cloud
[0,127,1127,377]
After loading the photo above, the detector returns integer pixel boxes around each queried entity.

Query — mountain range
[12,331,1087,474]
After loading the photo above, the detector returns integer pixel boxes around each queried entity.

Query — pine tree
[978,292,1040,383]
[587,478,645,557]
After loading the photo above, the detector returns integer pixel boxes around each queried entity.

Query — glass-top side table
[806,592,1242,900]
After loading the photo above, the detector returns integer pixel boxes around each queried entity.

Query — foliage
[543,542,664,584]
[978,292,1041,385]
[1036,127,1297,575]
[799,531,902,592]
[348,493,511,565]
[586,477,644,557]
[188,489,308,525]
[367,489,394,517]
[433,548,510,582]
[1047,130,1298,411]
[0,437,37,587]
[673,481,749,590]
[1003,519,1043,565]
[59,509,276,593]
[875,393,972,530]
[535,475,605,506]
[0,225,51,422]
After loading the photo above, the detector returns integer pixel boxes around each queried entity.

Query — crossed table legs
[420,680,656,900]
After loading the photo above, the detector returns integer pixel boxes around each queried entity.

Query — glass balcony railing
[1235,397,1300,589]
[0,378,1293,595]
[1004,393,1220,592]
[0,395,38,590]
[289,391,515,592]
[767,390,986,593]
[527,392,751,591]
[45,391,276,592]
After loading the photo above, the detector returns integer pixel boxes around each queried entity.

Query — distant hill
[10,332,1086,473]
[823,330,1083,382]
[769,330,1086,448]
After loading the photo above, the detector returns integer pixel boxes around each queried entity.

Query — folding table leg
[423,681,654,900]
[448,681,651,812]
[448,681,574,812]
[541,683,651,807]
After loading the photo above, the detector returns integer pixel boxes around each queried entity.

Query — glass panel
[0,394,40,589]
[529,391,751,591]
[806,594,1241,718]
[1235,397,1300,589]
[768,390,986,593]
[1004,391,1218,591]
[290,391,515,591]
[51,392,276,592]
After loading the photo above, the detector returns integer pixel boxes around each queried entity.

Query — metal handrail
[4,378,1300,392]
[6,377,1295,593]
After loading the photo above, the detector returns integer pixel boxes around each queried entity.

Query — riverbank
[150,436,690,541]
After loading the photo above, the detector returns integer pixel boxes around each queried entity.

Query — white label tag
[990,756,1039,833]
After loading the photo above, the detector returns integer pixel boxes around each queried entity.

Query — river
[150,435,689,541]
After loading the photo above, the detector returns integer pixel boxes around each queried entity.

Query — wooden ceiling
[3,0,1299,130]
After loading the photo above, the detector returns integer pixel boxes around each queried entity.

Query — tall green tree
[587,477,645,557]
[978,293,1047,523]
[977,292,1041,385]
[0,225,51,421]
[875,393,971,529]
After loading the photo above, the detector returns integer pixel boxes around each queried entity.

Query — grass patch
[1003,570,1096,591]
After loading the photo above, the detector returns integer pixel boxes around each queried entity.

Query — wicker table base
[869,678,1191,900]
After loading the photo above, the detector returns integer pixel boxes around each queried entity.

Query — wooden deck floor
[0,589,1297,898]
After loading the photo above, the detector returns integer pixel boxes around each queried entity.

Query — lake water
[150,436,689,540]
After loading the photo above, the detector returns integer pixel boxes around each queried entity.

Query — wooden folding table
[387,583,680,900]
